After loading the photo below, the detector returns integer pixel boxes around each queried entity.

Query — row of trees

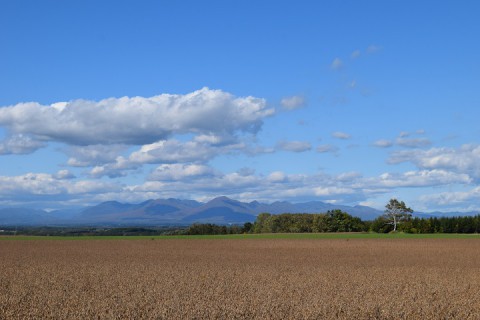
[370,198,480,233]
[186,210,367,235]
[186,222,253,235]
[253,210,367,233]
[186,199,480,234]
[372,215,480,233]
[253,209,480,234]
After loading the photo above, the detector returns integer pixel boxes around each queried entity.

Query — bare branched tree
[383,199,413,232]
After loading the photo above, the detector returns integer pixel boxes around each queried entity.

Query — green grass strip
[2,232,480,240]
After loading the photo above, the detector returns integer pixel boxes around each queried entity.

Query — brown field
[1,238,480,319]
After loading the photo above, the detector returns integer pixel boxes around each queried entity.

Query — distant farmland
[1,238,480,319]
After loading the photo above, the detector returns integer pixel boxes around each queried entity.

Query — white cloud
[267,171,287,182]
[66,144,128,167]
[89,157,139,179]
[396,137,431,148]
[332,131,351,140]
[351,50,361,59]
[193,134,235,146]
[316,144,339,154]
[0,165,471,209]
[149,164,216,181]
[373,139,393,148]
[388,144,480,179]
[87,137,252,178]
[102,167,469,204]
[314,186,355,197]
[53,170,76,180]
[373,131,431,149]
[129,140,217,164]
[0,88,274,146]
[0,134,45,155]
[368,170,472,188]
[336,172,362,182]
[0,173,121,199]
[276,140,311,153]
[331,57,343,70]
[418,187,480,210]
[130,170,366,203]
[280,95,306,110]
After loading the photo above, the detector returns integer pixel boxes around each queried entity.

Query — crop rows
[1,238,480,319]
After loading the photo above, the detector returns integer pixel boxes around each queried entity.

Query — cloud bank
[0,88,274,146]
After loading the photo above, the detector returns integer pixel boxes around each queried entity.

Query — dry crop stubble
[1,238,480,319]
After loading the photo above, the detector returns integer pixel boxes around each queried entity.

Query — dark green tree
[253,213,272,233]
[242,222,253,233]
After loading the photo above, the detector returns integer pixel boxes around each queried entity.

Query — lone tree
[383,198,413,232]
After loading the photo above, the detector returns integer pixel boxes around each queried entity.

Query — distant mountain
[0,208,59,225]
[2,196,477,226]
[182,196,258,224]
[76,198,202,225]
[80,201,136,217]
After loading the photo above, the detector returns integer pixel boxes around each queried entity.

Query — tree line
[252,211,367,233]
[372,215,480,233]
[186,222,253,235]
[186,210,480,235]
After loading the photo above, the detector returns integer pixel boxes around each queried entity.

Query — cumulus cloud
[331,131,351,140]
[1,165,471,208]
[149,164,216,181]
[66,144,128,167]
[0,88,273,146]
[0,173,121,199]
[99,167,470,203]
[87,137,251,178]
[138,167,462,204]
[373,139,393,148]
[0,134,45,155]
[276,140,312,153]
[331,58,343,70]
[388,144,480,179]
[130,170,366,204]
[368,170,472,188]
[373,131,431,149]
[129,140,218,164]
[418,187,480,210]
[280,95,306,110]
[313,186,355,197]
[53,170,76,180]
[267,171,287,182]
[89,157,139,179]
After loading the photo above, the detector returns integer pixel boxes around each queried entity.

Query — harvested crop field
[1,238,480,319]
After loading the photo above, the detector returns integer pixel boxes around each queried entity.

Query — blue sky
[1,1,479,212]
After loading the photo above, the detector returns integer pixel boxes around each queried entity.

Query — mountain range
[0,196,477,226]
